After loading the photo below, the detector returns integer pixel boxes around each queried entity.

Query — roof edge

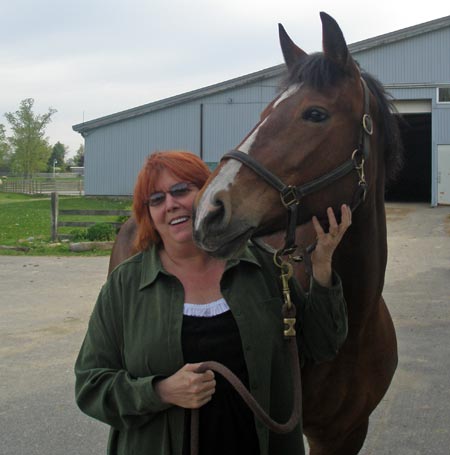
[349,14,450,53]
[72,64,285,134]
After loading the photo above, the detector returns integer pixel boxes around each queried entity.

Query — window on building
[437,87,450,103]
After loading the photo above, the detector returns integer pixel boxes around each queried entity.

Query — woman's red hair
[133,150,211,251]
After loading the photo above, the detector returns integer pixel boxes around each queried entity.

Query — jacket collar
[139,243,261,291]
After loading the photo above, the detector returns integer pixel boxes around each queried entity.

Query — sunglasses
[147,182,196,207]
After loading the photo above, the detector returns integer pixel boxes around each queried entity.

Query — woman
[75,150,351,455]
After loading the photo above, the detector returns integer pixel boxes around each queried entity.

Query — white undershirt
[183,298,230,317]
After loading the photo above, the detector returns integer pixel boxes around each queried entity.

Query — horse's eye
[302,108,329,123]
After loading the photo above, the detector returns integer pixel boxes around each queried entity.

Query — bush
[68,229,88,242]
[86,223,116,241]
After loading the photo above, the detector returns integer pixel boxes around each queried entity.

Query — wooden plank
[59,210,131,216]
[58,221,124,228]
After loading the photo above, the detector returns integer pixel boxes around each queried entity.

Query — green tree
[5,98,56,177]
[47,141,67,172]
[0,124,10,171]
[73,144,85,166]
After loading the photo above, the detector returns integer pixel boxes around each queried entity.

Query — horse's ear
[320,12,359,76]
[279,23,307,70]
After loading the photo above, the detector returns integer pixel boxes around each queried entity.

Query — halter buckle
[280,186,300,208]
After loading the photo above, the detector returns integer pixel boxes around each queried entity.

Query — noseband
[221,77,373,258]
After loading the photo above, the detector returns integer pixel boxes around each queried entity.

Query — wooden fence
[50,193,131,241]
[1,179,84,195]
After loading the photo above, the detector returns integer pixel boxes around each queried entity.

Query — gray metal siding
[85,104,201,195]
[84,78,282,195]
[388,87,435,101]
[200,78,281,162]
[353,28,450,84]
[202,103,268,162]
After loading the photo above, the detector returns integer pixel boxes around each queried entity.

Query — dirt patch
[445,214,450,236]
[385,205,416,221]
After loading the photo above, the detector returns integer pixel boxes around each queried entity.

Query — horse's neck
[335,195,388,322]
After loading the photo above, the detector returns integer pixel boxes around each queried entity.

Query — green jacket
[75,244,347,455]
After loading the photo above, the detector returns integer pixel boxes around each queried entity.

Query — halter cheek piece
[221,77,373,259]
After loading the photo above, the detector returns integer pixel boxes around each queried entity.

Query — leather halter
[221,77,373,258]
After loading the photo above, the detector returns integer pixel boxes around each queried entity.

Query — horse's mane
[282,53,404,185]
[361,71,404,185]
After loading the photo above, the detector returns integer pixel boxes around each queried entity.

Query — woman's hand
[155,363,216,409]
[311,204,352,287]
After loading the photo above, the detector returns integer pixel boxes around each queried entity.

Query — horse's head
[194,12,399,258]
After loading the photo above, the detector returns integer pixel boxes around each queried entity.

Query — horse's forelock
[284,53,348,90]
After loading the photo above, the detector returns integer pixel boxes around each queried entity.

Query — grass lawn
[0,193,132,256]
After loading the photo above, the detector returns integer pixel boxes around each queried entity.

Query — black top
[181,310,260,455]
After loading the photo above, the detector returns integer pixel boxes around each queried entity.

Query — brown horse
[108,217,138,275]
[192,12,402,455]
[108,12,402,454]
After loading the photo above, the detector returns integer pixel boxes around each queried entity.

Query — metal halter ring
[362,114,373,135]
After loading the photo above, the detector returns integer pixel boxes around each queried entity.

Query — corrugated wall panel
[85,104,201,195]
[203,103,268,162]
[200,78,282,162]
[353,28,450,84]
[85,77,282,194]
[388,87,435,101]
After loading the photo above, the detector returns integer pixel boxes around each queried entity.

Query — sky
[1,0,448,158]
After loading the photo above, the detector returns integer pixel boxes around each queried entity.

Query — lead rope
[190,257,302,455]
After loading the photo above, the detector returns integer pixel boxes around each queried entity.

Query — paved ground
[1,202,449,454]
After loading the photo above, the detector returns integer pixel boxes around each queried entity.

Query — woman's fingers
[337,204,352,239]
[324,204,352,240]
[155,363,216,409]
[327,206,339,236]
[310,205,352,287]
[312,205,352,261]
[313,205,351,238]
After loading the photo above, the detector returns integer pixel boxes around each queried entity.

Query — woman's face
[148,169,200,249]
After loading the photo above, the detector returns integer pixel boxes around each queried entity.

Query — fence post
[51,192,59,242]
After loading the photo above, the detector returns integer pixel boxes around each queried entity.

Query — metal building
[73,15,450,205]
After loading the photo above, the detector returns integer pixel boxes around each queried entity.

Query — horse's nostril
[194,190,232,243]
[207,198,225,225]
[213,195,224,209]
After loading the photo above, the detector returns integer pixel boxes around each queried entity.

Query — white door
[437,145,450,205]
